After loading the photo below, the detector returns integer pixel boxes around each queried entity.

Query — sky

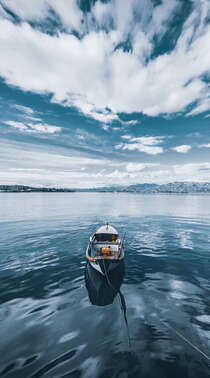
[0,0,210,188]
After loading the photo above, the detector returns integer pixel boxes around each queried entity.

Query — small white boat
[86,223,124,275]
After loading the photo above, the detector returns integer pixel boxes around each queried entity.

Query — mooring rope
[160,318,210,362]
[102,259,131,348]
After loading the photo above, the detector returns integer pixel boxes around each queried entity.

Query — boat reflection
[85,260,125,306]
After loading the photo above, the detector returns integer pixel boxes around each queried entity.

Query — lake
[0,192,210,378]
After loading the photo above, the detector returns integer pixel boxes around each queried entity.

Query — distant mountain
[1,182,210,193]
[80,182,210,193]
[123,182,210,193]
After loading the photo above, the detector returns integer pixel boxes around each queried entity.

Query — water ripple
[1,194,210,377]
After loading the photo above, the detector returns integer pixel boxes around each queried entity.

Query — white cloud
[50,0,83,32]
[120,120,138,126]
[4,120,61,134]
[131,136,165,145]
[199,143,210,148]
[126,163,159,172]
[173,162,210,178]
[117,135,165,155]
[23,115,42,122]
[172,145,192,153]
[28,123,61,133]
[186,98,210,116]
[4,121,27,132]
[0,139,121,187]
[1,0,83,31]
[12,104,42,121]
[120,143,164,155]
[121,135,132,140]
[74,128,100,145]
[0,4,12,20]
[1,0,48,21]
[13,104,34,114]
[1,139,210,187]
[52,94,120,124]
[77,134,85,141]
[0,1,209,121]
[85,109,119,124]
[101,124,109,131]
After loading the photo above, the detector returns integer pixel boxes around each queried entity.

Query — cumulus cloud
[121,144,164,155]
[13,104,34,114]
[101,124,109,131]
[116,136,165,155]
[1,0,48,21]
[199,143,210,148]
[29,123,61,133]
[120,120,138,126]
[76,106,119,124]
[126,163,160,172]
[0,3,12,20]
[77,134,85,141]
[121,135,132,140]
[12,104,42,121]
[172,145,192,153]
[187,98,210,116]
[13,104,34,115]
[4,121,27,132]
[131,136,165,145]
[0,0,209,122]
[4,120,61,133]
[1,0,83,30]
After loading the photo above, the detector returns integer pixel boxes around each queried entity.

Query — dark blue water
[0,193,210,378]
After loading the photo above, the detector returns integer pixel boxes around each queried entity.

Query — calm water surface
[0,193,210,378]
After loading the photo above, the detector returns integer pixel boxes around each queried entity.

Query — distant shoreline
[1,183,210,194]
[1,191,210,195]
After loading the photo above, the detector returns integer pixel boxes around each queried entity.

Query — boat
[86,223,124,276]
[85,226,130,345]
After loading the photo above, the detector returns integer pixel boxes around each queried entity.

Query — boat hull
[89,258,123,275]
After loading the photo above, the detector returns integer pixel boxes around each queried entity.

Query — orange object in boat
[101,246,110,255]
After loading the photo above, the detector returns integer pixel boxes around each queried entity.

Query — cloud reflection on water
[0,193,210,377]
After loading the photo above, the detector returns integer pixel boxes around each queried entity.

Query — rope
[117,291,131,348]
[160,319,210,362]
[102,259,131,348]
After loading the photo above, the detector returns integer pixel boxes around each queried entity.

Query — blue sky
[0,0,210,188]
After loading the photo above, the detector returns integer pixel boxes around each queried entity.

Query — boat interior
[87,232,123,260]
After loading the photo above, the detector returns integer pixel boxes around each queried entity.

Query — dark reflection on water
[85,261,125,306]
[0,193,210,377]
